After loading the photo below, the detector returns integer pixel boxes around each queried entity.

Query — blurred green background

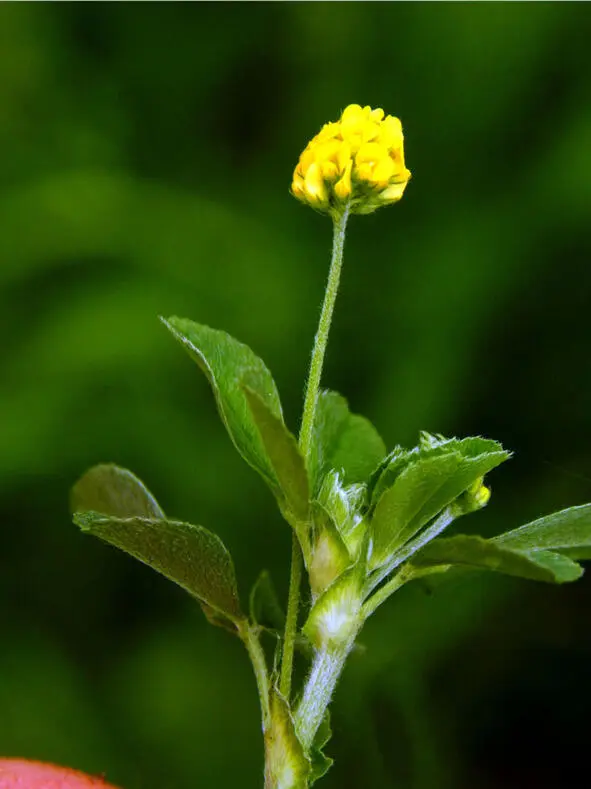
[1,4,590,788]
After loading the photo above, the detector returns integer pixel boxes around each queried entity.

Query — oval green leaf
[71,464,164,519]
[74,512,243,620]
[370,435,509,508]
[243,385,310,531]
[309,390,386,496]
[371,453,462,567]
[493,503,591,559]
[370,436,510,568]
[161,316,283,492]
[412,533,583,584]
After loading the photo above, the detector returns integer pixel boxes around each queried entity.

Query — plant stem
[279,533,303,699]
[366,507,458,596]
[295,643,353,751]
[240,622,271,729]
[279,206,351,701]
[298,207,350,461]
[361,566,411,619]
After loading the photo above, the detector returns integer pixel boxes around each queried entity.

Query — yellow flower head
[291,104,411,216]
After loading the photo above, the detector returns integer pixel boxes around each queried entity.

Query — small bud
[292,104,411,216]
[453,477,492,515]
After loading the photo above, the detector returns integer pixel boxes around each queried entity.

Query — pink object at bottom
[0,760,120,789]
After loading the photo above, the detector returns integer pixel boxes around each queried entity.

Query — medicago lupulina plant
[71,104,591,789]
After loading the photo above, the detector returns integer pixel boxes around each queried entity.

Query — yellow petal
[355,162,373,182]
[336,141,352,173]
[372,156,396,185]
[340,132,364,155]
[356,142,389,165]
[316,122,341,142]
[389,146,406,170]
[291,174,306,198]
[320,160,339,179]
[334,159,353,200]
[314,139,342,164]
[340,104,364,125]
[304,162,328,204]
[361,120,380,143]
[379,181,408,203]
[299,147,315,173]
[380,116,404,149]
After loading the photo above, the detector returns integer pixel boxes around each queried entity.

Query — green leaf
[371,435,509,508]
[249,570,285,632]
[371,453,462,567]
[317,471,366,556]
[161,316,283,493]
[412,534,583,584]
[243,386,310,530]
[308,390,386,496]
[309,710,333,784]
[370,436,510,568]
[367,445,416,508]
[73,513,243,620]
[493,503,591,559]
[70,464,164,519]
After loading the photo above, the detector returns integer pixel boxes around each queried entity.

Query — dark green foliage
[309,712,333,784]
[493,504,591,559]
[71,464,164,519]
[370,435,509,508]
[72,463,243,622]
[74,512,243,621]
[370,436,510,567]
[162,317,284,494]
[250,570,285,633]
[243,386,310,530]
[412,534,583,584]
[308,391,386,496]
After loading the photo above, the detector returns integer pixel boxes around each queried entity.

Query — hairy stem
[240,622,271,729]
[295,644,352,751]
[361,567,412,619]
[366,507,458,596]
[279,533,303,698]
[279,207,350,701]
[298,207,350,461]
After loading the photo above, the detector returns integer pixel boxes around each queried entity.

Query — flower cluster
[291,103,411,216]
